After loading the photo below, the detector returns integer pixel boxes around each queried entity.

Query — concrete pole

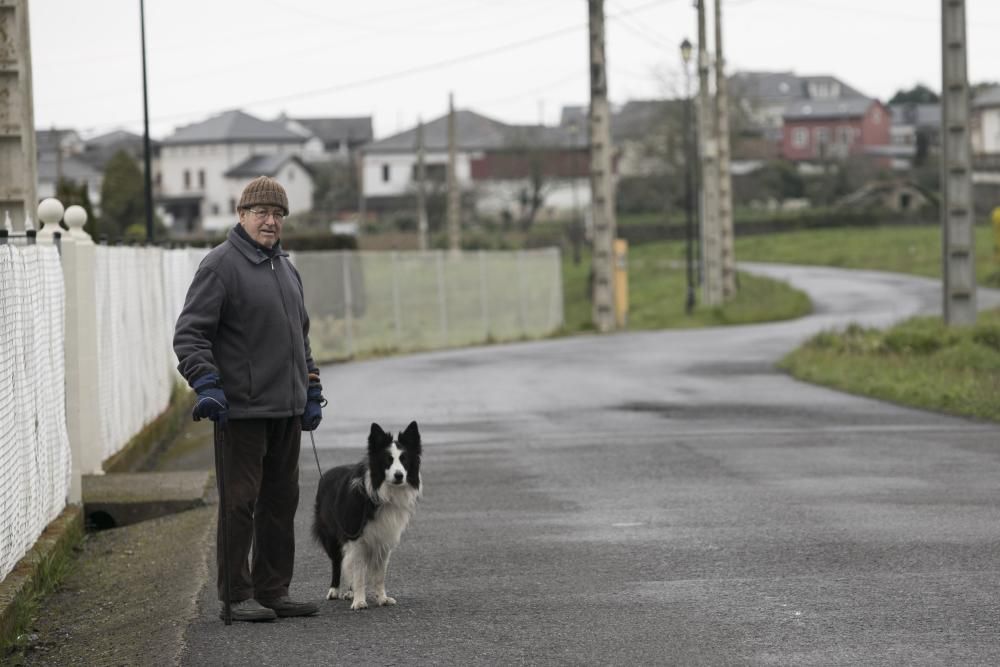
[940,0,976,325]
[447,93,461,253]
[587,0,618,332]
[0,0,38,232]
[697,0,722,306]
[714,0,736,300]
[416,119,429,251]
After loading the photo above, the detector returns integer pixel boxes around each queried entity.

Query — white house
[360,109,590,221]
[972,86,1000,155]
[157,110,315,233]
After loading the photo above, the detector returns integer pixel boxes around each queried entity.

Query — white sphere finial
[38,198,65,226]
[64,205,88,230]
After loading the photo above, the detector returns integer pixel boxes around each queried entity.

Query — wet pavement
[19,264,1000,666]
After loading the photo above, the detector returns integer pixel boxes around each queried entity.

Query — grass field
[560,241,812,334]
[735,223,1000,283]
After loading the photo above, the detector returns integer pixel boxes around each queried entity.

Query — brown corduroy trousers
[216,417,301,602]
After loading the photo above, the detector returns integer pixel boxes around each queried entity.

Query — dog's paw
[326,587,339,600]
[376,595,397,607]
[339,590,353,600]
[350,598,369,611]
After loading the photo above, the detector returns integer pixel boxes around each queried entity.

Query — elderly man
[174,175,324,622]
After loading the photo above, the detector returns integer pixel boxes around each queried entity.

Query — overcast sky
[29,0,1000,141]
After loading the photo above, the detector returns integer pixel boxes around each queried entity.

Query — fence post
[59,207,103,504]
[516,250,528,335]
[341,251,355,357]
[478,250,490,339]
[436,250,449,346]
[390,251,402,349]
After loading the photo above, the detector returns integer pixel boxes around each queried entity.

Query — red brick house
[781,98,891,162]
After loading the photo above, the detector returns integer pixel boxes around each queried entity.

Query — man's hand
[302,384,324,431]
[192,374,229,424]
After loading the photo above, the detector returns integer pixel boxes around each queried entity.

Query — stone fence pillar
[45,202,103,504]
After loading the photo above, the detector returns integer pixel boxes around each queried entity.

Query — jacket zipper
[268,256,299,413]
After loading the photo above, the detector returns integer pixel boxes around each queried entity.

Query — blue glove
[191,374,229,424]
[302,384,325,431]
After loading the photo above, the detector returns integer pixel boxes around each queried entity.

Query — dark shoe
[258,596,319,617]
[220,598,277,622]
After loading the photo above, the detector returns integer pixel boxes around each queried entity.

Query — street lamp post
[680,38,696,314]
[139,0,154,243]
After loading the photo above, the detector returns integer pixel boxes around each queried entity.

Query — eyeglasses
[246,207,285,223]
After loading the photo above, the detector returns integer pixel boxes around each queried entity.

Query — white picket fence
[0,221,563,585]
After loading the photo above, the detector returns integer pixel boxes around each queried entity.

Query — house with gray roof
[781,97,891,163]
[285,116,373,162]
[157,109,315,233]
[729,71,869,155]
[360,109,590,221]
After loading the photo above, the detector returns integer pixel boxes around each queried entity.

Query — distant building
[158,110,314,233]
[971,85,1000,155]
[360,109,589,220]
[729,72,866,141]
[781,98,891,164]
[36,128,101,204]
[284,116,373,163]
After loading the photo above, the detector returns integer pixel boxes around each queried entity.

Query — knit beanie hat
[237,175,289,215]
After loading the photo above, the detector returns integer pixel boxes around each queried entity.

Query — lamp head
[680,38,693,64]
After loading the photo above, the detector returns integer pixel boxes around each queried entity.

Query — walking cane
[214,420,233,625]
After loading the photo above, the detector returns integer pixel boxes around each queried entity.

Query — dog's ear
[399,421,421,453]
[369,423,388,449]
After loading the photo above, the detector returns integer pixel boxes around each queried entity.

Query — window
[212,204,219,215]
[183,170,190,189]
[411,163,447,182]
[871,108,882,124]
[814,127,830,145]
[837,126,852,145]
[382,164,391,182]
[792,127,808,148]
[230,198,236,213]
[198,170,205,188]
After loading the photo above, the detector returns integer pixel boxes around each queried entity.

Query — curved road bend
[181,265,1000,666]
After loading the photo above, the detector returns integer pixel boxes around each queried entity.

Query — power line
[96,0,668,133]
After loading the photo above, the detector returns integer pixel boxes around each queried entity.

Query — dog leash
[309,429,323,476]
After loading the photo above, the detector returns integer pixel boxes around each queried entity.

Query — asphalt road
[179,265,1000,666]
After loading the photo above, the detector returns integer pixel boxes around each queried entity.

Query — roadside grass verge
[780,309,1000,422]
[0,508,84,658]
[735,223,999,283]
[560,241,812,333]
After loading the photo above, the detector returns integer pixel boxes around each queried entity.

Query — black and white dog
[312,421,422,610]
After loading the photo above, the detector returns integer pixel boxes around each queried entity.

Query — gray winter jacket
[173,226,319,419]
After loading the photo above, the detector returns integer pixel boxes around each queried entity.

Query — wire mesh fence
[291,248,564,361]
[0,241,561,584]
[0,243,71,583]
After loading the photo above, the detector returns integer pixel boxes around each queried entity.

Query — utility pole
[714,0,736,300]
[0,0,37,231]
[587,0,618,332]
[139,0,155,243]
[415,118,429,251]
[696,0,722,306]
[940,0,976,325]
[446,92,461,253]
